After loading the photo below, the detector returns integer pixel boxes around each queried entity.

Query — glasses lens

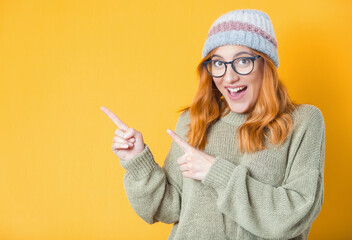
[205,60,225,77]
[233,57,253,75]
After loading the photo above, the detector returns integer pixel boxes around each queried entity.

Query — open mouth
[227,86,248,96]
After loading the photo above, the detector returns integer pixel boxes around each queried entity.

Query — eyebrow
[211,51,254,59]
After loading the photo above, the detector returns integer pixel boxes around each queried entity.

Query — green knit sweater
[119,104,325,240]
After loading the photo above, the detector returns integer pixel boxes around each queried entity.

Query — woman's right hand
[100,106,145,161]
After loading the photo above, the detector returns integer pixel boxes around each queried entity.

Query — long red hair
[178,47,299,153]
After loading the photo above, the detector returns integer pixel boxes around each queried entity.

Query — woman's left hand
[166,129,216,181]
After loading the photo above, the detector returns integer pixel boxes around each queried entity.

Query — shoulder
[172,109,191,138]
[292,104,325,129]
[176,109,191,128]
[288,104,326,172]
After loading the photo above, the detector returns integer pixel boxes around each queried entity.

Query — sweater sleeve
[119,112,187,225]
[201,107,325,239]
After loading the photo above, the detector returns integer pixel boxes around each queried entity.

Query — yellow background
[1,0,351,239]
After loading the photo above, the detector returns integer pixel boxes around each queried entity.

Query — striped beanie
[202,9,279,68]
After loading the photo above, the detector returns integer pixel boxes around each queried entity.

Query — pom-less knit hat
[202,9,279,68]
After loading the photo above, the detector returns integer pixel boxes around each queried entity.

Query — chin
[228,104,249,114]
[223,90,254,114]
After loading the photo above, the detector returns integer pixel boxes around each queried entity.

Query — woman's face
[211,45,265,114]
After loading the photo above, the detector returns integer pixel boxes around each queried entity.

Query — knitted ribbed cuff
[202,156,237,190]
[119,144,159,180]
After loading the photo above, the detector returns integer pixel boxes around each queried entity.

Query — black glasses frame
[203,55,261,77]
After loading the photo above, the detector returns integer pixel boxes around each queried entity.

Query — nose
[224,64,240,83]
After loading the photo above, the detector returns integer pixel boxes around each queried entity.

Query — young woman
[101,9,325,240]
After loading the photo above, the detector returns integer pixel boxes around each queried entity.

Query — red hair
[178,48,300,153]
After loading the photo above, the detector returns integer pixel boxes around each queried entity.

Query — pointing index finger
[100,106,129,131]
[167,129,192,153]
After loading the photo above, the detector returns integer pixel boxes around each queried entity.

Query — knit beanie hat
[202,9,279,68]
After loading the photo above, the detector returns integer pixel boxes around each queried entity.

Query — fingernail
[123,144,129,148]
[129,138,135,142]
[129,142,134,147]
[167,129,172,134]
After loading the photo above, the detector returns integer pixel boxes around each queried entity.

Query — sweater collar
[220,108,248,126]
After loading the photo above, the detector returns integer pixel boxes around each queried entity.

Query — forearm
[202,157,323,238]
[120,144,181,224]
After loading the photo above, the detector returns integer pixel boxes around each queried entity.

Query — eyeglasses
[203,55,261,77]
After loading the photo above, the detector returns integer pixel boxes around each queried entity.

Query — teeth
[227,86,246,93]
